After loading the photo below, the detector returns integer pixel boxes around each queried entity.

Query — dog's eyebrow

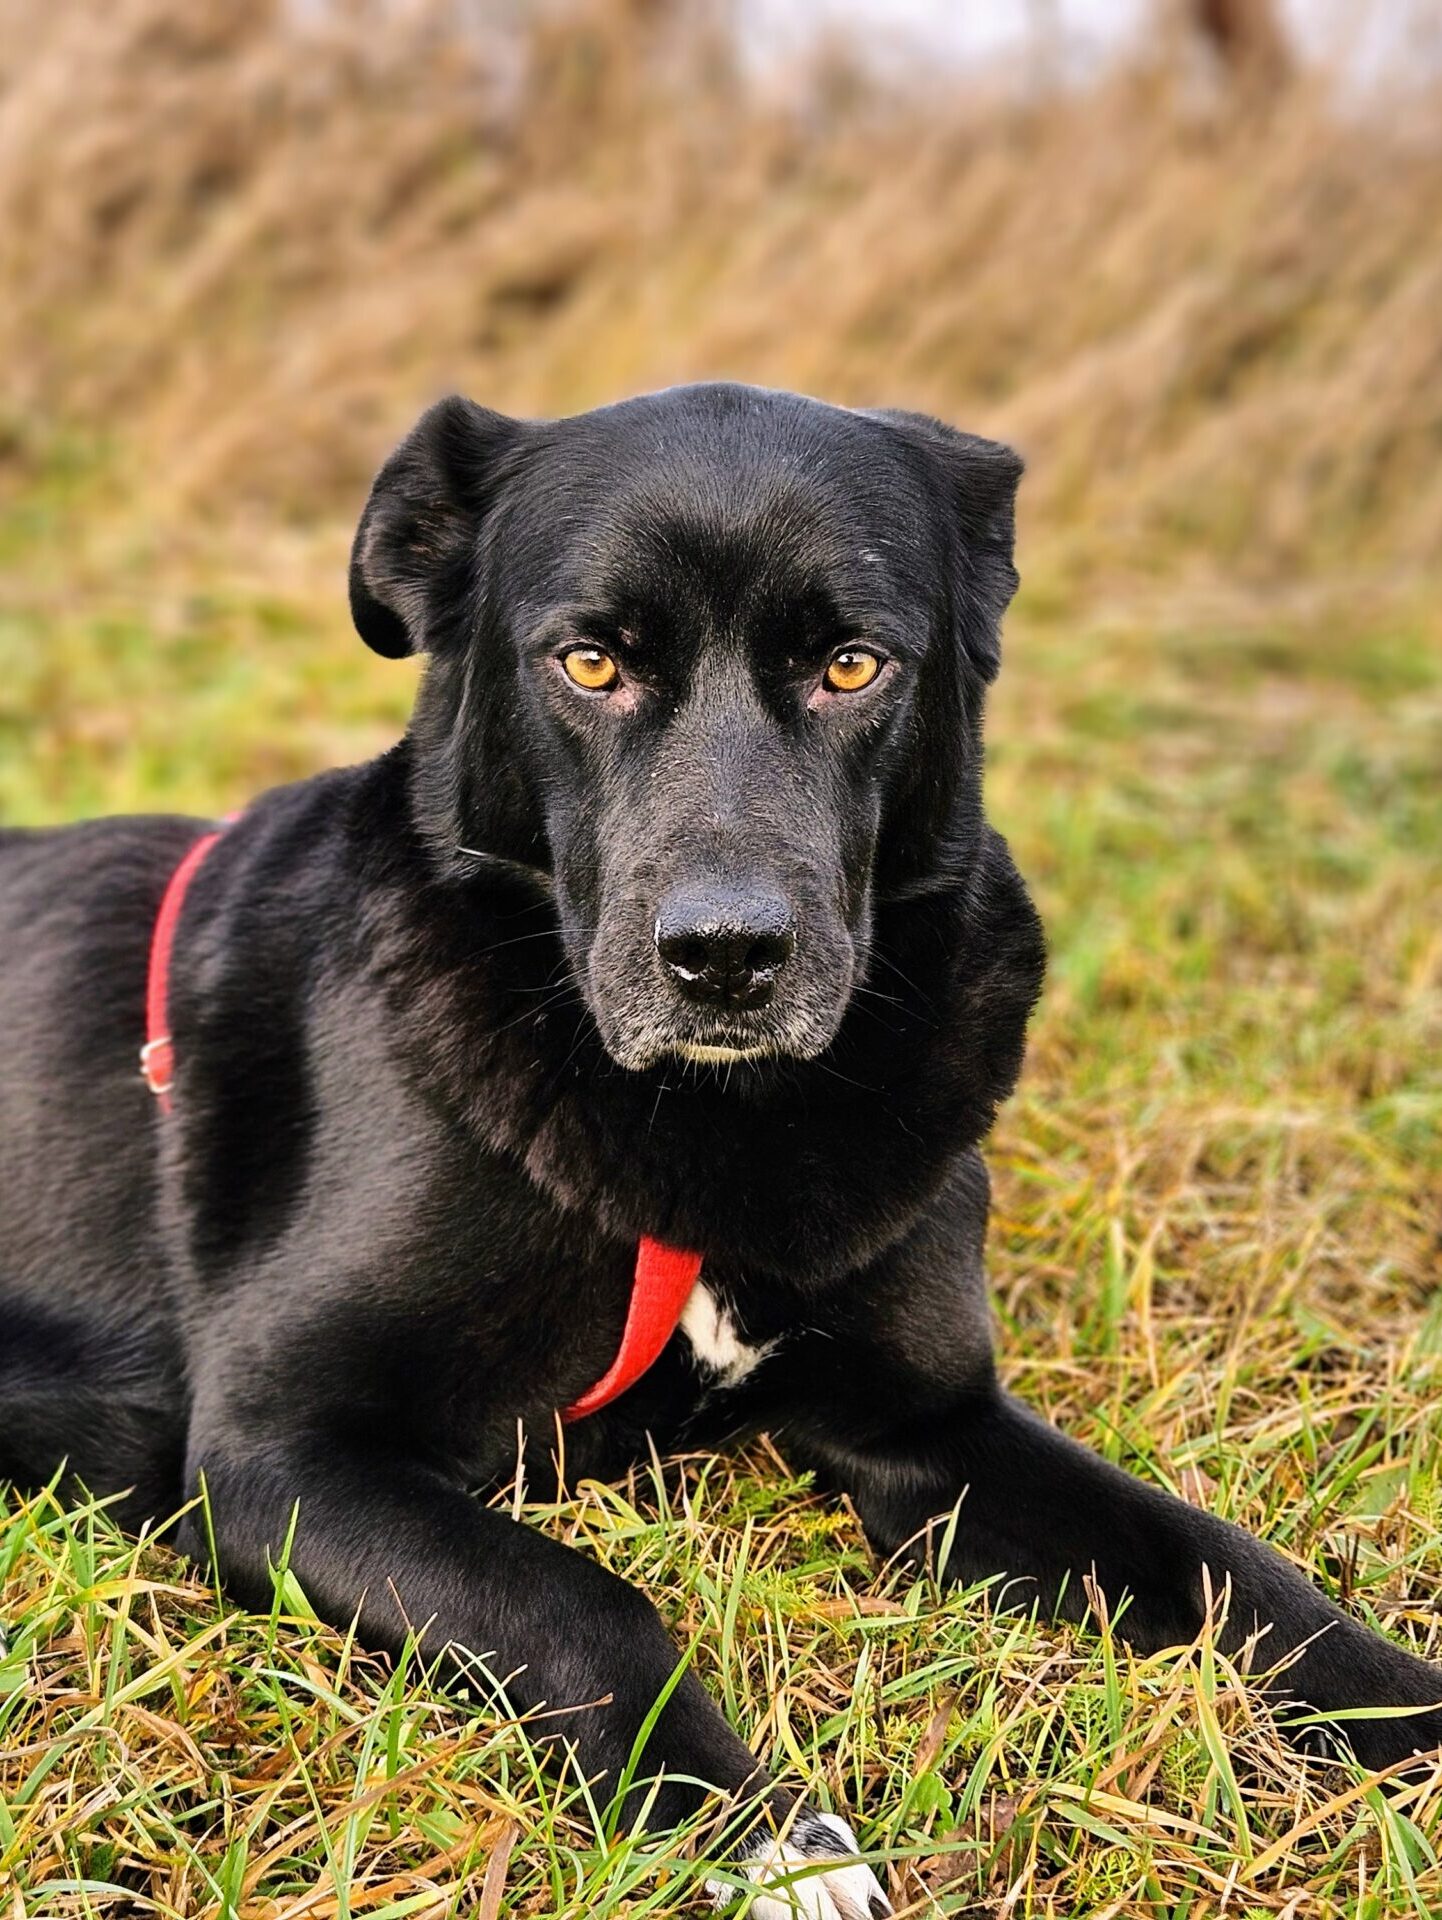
[525,605,629,651]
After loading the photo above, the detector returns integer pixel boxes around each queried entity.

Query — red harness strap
[562,1237,704,1422]
[140,822,703,1420]
[140,823,229,1114]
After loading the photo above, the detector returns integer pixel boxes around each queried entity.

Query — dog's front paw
[708,1808,891,1919]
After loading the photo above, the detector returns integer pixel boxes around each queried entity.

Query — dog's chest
[679,1280,773,1388]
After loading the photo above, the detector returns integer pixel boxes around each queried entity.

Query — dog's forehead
[518,385,938,630]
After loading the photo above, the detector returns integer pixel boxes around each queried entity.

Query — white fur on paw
[708,1810,891,1919]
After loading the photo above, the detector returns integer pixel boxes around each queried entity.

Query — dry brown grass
[1,0,1440,592]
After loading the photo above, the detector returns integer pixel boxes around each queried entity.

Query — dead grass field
[1,3,1440,1915]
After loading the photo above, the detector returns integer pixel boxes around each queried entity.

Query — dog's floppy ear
[864,409,1023,683]
[350,396,522,658]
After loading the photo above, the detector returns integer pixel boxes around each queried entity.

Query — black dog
[1,384,1437,1915]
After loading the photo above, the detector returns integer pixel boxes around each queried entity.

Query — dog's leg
[182,1434,890,1913]
[801,1385,1442,1771]
[0,1300,184,1532]
[768,1150,1440,1773]
[184,1437,755,1821]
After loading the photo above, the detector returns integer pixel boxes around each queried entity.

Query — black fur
[2,385,1437,1859]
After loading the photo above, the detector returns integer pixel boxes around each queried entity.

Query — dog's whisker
[868,947,935,1008]
[475,927,598,958]
[810,1057,877,1095]
[552,995,601,1081]
[851,981,905,1010]
[453,843,556,893]
[487,982,583,1040]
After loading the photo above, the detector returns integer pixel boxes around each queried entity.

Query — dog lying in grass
[1,382,1437,1917]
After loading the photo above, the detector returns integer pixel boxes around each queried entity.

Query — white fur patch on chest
[680,1281,772,1388]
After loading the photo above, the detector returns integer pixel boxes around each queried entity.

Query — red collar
[141,820,703,1422]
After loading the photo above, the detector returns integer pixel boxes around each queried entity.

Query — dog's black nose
[654,886,796,1009]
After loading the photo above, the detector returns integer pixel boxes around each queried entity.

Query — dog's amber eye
[823,648,881,694]
[562,647,620,692]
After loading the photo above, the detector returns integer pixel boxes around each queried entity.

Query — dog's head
[350,383,1021,1073]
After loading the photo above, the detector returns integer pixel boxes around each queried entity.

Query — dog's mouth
[651,1030,811,1073]
[667,1015,793,1066]
[586,985,849,1074]
[674,1039,773,1065]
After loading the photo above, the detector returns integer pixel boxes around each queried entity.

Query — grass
[2,473,1440,1916]
[2,1,1442,1910]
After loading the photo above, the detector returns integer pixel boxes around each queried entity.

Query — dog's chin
[672,1040,774,1066]
[582,990,829,1072]
[595,1019,838,1074]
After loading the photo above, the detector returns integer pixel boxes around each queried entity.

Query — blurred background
[1,0,1439,806]
[1,0,1439,800]
[0,0,1438,1420]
